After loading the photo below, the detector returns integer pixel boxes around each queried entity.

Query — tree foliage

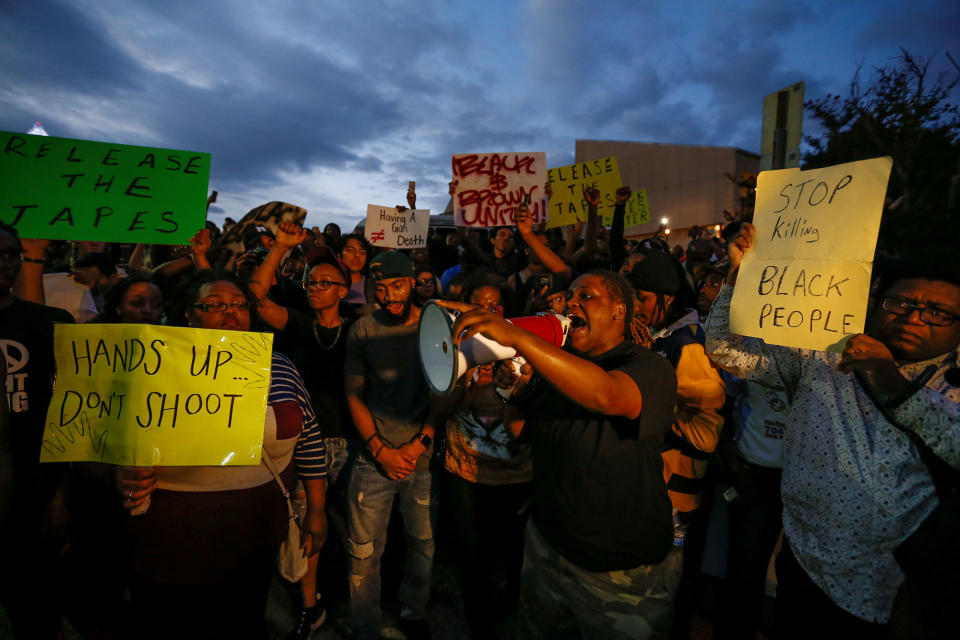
[803,49,960,251]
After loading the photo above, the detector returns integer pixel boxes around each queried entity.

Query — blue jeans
[346,454,438,639]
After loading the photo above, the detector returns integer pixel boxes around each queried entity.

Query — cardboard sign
[545,157,622,228]
[365,205,429,248]
[451,152,547,227]
[217,201,307,260]
[730,157,892,351]
[0,131,210,244]
[39,324,274,466]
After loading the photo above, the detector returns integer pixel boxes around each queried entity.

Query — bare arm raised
[249,222,307,330]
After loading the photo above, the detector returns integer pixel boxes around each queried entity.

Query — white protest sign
[730,156,892,351]
[364,205,429,249]
[451,152,547,227]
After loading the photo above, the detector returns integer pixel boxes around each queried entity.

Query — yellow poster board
[730,157,892,351]
[546,157,622,228]
[621,189,651,229]
[39,324,274,466]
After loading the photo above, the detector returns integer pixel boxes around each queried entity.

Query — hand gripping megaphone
[418,300,571,395]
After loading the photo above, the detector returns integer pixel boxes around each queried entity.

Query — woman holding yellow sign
[114,270,327,639]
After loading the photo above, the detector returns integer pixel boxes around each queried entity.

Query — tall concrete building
[575,140,759,240]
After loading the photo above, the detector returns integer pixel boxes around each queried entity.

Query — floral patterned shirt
[704,284,960,622]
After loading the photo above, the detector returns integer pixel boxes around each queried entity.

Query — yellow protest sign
[730,157,892,351]
[621,189,651,229]
[39,324,274,466]
[546,157,622,228]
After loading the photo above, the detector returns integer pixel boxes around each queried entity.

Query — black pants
[775,538,888,640]
[442,471,531,639]
[128,557,275,639]
[715,463,782,640]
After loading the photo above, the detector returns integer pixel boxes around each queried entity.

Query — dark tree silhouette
[803,49,960,251]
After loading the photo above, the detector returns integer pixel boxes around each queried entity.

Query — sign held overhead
[0,131,210,244]
[365,205,429,249]
[451,152,547,228]
[730,156,893,351]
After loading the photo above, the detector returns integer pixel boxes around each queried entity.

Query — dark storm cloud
[673,2,816,150]
[3,0,957,222]
[0,0,418,193]
[129,58,403,186]
[856,0,960,57]
[0,0,143,92]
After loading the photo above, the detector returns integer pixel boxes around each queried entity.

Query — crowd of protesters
[0,179,957,640]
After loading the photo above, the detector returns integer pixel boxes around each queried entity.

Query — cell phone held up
[531,273,553,294]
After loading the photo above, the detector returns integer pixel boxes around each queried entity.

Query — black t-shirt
[1,298,75,516]
[273,309,356,439]
[270,276,312,316]
[523,340,677,572]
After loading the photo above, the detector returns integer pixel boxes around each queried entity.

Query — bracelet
[21,256,47,265]
[372,443,384,459]
[364,432,379,445]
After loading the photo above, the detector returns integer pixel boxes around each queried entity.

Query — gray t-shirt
[344,310,431,463]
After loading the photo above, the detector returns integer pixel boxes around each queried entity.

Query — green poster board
[0,131,210,244]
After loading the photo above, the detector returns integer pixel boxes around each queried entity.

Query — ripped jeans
[346,454,438,639]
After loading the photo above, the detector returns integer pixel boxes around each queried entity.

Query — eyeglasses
[192,301,251,313]
[0,249,23,262]
[881,297,959,327]
[302,279,347,292]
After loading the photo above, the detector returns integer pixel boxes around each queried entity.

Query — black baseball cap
[369,251,415,281]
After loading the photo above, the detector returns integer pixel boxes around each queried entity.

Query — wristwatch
[413,432,432,448]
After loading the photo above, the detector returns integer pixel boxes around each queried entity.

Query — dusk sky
[2,0,958,231]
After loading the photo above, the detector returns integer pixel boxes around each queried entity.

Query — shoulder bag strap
[855,367,959,502]
[261,449,296,521]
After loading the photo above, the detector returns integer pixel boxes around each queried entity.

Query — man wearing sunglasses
[705,223,960,638]
[251,222,354,638]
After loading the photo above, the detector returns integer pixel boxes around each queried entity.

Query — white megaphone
[418,300,571,395]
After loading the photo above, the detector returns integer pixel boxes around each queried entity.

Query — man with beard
[343,250,435,640]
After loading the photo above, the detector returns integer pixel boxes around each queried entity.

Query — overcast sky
[2,0,958,231]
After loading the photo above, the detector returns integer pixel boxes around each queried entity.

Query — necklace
[313,319,343,350]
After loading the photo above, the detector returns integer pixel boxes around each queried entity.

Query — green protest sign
[0,131,210,244]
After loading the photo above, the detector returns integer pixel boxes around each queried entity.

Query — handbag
[262,449,309,583]
[855,368,960,599]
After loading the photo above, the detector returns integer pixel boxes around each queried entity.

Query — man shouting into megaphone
[436,270,681,640]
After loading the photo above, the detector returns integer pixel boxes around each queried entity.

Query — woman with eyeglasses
[113,270,327,639]
[413,265,442,307]
[250,223,359,637]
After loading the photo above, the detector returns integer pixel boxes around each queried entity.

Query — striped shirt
[271,352,326,479]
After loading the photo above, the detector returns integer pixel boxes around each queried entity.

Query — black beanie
[626,250,682,295]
